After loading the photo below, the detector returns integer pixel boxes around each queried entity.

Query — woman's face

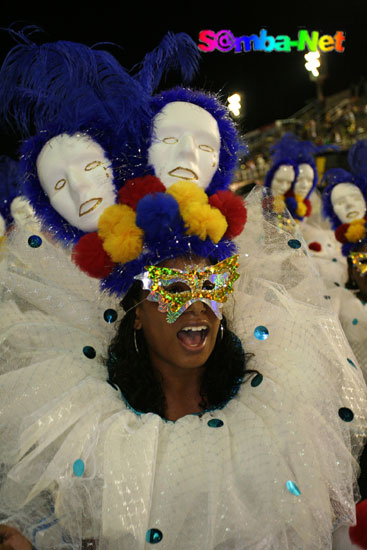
[134,256,221,372]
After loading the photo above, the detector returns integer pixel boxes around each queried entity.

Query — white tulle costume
[0,188,366,550]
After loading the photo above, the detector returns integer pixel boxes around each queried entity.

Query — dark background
[0,8,365,157]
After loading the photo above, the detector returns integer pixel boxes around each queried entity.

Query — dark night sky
[0,8,365,156]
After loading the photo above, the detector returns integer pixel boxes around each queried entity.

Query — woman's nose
[186,299,206,315]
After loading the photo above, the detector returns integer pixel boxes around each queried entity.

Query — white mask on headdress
[10,196,36,226]
[331,182,366,224]
[148,101,221,190]
[37,134,116,232]
[271,165,295,196]
[294,163,314,198]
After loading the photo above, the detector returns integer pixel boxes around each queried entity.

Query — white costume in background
[0,189,366,549]
[328,286,367,382]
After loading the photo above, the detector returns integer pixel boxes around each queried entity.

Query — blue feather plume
[134,32,200,94]
[0,32,150,139]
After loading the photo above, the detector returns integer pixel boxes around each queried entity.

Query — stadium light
[228,93,242,117]
[304,51,321,78]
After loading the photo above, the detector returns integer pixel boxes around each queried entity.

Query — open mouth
[346,211,360,219]
[168,167,198,180]
[79,198,103,217]
[177,325,209,351]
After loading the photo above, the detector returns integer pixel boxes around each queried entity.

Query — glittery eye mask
[349,251,367,277]
[135,255,240,323]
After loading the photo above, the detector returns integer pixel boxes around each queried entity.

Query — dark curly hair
[106,280,256,418]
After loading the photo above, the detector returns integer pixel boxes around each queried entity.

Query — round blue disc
[28,235,42,248]
[254,326,269,341]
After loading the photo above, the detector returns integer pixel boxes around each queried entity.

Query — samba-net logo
[198,29,345,53]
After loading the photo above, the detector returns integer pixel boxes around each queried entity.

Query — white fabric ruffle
[0,188,366,549]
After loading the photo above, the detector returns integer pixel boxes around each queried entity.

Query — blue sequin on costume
[146,529,163,544]
[104,309,118,323]
[287,239,301,249]
[338,407,354,422]
[254,326,269,340]
[83,346,96,359]
[286,480,301,496]
[208,418,224,428]
[28,235,42,248]
[73,459,85,477]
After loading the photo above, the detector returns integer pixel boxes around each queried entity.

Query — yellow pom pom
[182,203,227,243]
[102,227,143,263]
[345,219,366,243]
[273,196,285,213]
[98,204,135,239]
[98,204,143,263]
[296,202,307,217]
[294,194,307,218]
[167,181,208,210]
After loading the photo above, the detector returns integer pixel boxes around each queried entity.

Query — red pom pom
[209,190,247,239]
[72,233,115,278]
[118,176,166,210]
[349,500,367,548]
[308,241,322,252]
[335,224,349,244]
[304,198,312,217]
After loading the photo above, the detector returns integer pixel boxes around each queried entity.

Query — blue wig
[0,156,20,227]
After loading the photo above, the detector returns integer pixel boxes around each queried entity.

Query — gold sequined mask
[349,251,367,277]
[135,255,240,323]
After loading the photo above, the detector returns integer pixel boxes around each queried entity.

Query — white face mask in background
[294,163,314,198]
[331,182,366,224]
[37,133,116,232]
[271,165,295,196]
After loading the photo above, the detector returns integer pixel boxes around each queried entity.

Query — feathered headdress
[265,133,337,220]
[0,29,154,243]
[322,141,367,256]
[72,37,246,295]
[1,30,247,296]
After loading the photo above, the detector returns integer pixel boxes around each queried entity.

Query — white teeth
[181,326,207,332]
